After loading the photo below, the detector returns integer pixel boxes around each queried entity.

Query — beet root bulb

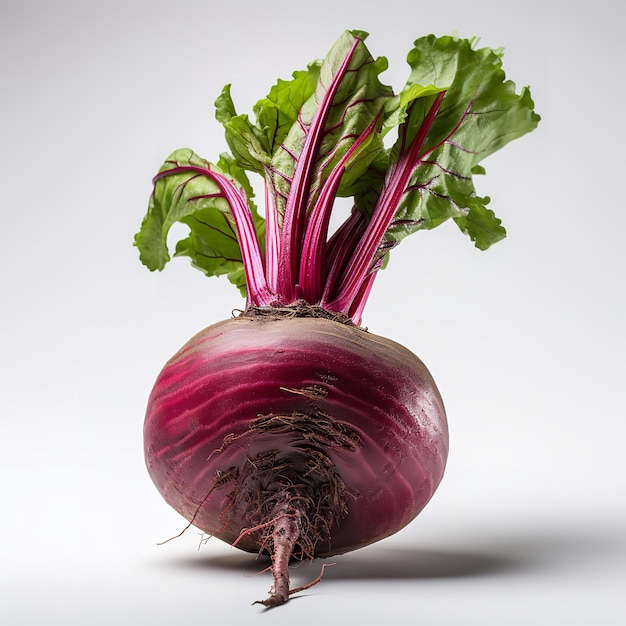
[143,312,448,605]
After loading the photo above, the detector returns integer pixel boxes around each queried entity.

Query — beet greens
[135,30,539,607]
[136,31,538,322]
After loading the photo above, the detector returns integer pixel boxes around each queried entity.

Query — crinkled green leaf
[134,148,263,294]
[267,31,392,221]
[253,66,321,156]
[215,85,272,173]
[215,66,321,178]
[355,34,539,252]
[397,36,537,247]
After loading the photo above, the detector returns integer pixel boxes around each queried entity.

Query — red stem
[299,113,382,303]
[320,209,366,306]
[277,37,361,302]
[325,90,447,314]
[264,183,280,294]
[347,255,384,325]
[154,165,274,307]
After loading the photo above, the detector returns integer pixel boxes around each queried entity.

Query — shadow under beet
[168,521,624,584]
[171,544,520,581]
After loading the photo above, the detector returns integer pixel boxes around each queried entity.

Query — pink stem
[154,165,274,307]
[264,183,280,294]
[277,36,362,302]
[320,209,366,306]
[299,114,382,303]
[325,91,447,314]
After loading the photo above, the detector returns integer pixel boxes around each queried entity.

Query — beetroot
[145,314,447,548]
[136,31,539,606]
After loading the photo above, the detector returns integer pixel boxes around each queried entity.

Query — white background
[1,0,625,624]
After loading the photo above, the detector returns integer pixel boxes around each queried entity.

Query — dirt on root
[209,410,363,560]
[236,300,362,328]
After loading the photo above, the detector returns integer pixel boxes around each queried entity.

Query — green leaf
[215,65,322,177]
[253,65,321,156]
[268,31,393,221]
[215,85,272,173]
[375,35,539,251]
[134,148,263,294]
